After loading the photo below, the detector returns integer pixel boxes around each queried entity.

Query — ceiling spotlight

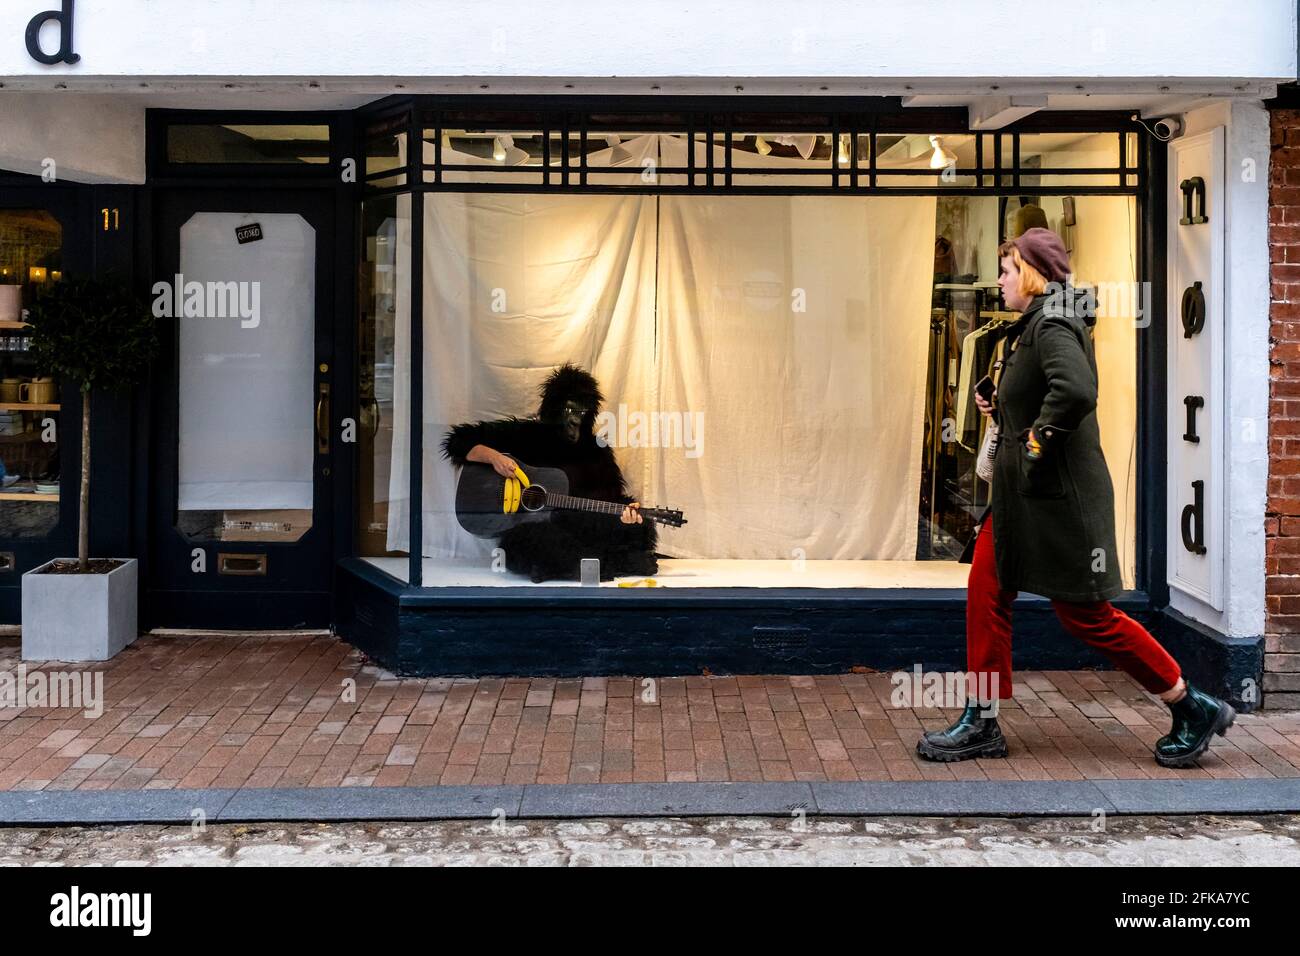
[929,135,957,170]
[754,135,772,156]
[771,134,817,160]
[493,135,513,162]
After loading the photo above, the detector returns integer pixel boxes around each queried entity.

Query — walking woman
[916,227,1235,768]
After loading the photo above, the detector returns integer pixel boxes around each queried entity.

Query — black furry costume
[442,365,659,583]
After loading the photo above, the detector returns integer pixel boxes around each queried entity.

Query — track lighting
[772,134,817,160]
[929,135,957,170]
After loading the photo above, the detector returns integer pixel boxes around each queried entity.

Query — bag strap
[989,307,1033,389]
[990,334,1009,392]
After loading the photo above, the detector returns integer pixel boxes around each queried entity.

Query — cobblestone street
[2,814,1298,866]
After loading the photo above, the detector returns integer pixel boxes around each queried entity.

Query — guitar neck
[545,493,660,522]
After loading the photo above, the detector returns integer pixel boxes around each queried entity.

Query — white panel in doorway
[177,212,315,512]
[1167,128,1225,610]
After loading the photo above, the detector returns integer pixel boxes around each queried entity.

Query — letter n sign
[1167,128,1224,610]
[26,0,80,65]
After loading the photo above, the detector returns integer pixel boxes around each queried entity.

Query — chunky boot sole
[916,733,1009,762]
[1154,701,1237,769]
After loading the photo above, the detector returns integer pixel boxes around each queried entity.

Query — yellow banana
[503,476,522,514]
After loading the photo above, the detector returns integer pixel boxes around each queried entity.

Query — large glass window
[360,191,1137,589]
[0,209,62,540]
[921,194,1138,587]
[358,112,1142,591]
[357,196,411,568]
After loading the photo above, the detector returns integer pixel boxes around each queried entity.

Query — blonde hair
[996,241,1048,299]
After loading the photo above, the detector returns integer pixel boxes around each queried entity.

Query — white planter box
[21,558,139,662]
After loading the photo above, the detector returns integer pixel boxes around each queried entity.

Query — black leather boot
[916,702,1008,761]
[1154,683,1236,768]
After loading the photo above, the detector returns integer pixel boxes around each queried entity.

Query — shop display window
[358,111,1142,591]
[358,195,409,558]
[0,209,62,540]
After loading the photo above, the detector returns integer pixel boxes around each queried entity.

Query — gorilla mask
[538,363,604,443]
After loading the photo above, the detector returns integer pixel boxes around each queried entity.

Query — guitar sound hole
[521,485,546,512]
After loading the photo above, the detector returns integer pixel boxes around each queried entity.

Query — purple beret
[1012,227,1071,284]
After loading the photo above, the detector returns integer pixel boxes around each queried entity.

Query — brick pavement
[1,633,1298,792]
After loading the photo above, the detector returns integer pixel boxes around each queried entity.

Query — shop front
[332,97,1163,680]
[0,0,1287,705]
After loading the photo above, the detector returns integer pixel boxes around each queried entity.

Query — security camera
[1152,116,1184,140]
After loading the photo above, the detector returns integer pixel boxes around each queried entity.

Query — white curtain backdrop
[650,192,936,560]
[390,135,936,562]
[386,136,659,556]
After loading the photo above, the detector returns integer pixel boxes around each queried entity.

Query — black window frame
[358,95,1144,199]
[147,109,346,180]
[146,97,1161,603]
[344,95,1158,594]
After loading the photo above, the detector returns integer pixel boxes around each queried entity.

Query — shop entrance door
[148,190,336,628]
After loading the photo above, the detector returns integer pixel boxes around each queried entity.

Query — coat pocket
[1016,443,1066,498]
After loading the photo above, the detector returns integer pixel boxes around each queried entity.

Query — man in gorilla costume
[442,364,659,583]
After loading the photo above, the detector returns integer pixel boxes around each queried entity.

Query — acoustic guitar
[454,459,686,538]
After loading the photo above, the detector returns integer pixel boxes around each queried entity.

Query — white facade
[1,0,1293,641]
[1,0,1294,87]
[1163,101,1272,639]
[1,0,1295,183]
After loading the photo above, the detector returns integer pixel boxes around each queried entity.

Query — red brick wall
[1266,107,1300,708]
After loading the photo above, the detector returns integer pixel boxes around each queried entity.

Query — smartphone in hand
[974,375,995,404]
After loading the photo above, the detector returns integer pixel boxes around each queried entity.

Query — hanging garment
[958,330,1012,564]
[973,335,1010,482]
[953,323,986,447]
[954,321,1005,451]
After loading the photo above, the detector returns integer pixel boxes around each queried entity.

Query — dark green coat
[987,287,1121,602]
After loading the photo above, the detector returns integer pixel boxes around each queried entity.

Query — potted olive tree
[20,276,159,661]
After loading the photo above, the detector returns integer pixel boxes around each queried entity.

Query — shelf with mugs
[0,466,59,503]
[0,376,58,408]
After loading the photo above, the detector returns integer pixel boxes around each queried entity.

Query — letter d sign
[26,0,80,65]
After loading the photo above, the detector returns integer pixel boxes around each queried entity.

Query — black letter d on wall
[26,0,80,65]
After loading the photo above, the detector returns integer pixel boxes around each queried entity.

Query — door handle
[367,393,381,440]
[316,382,330,454]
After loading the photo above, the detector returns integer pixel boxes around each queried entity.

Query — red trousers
[966,517,1181,700]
